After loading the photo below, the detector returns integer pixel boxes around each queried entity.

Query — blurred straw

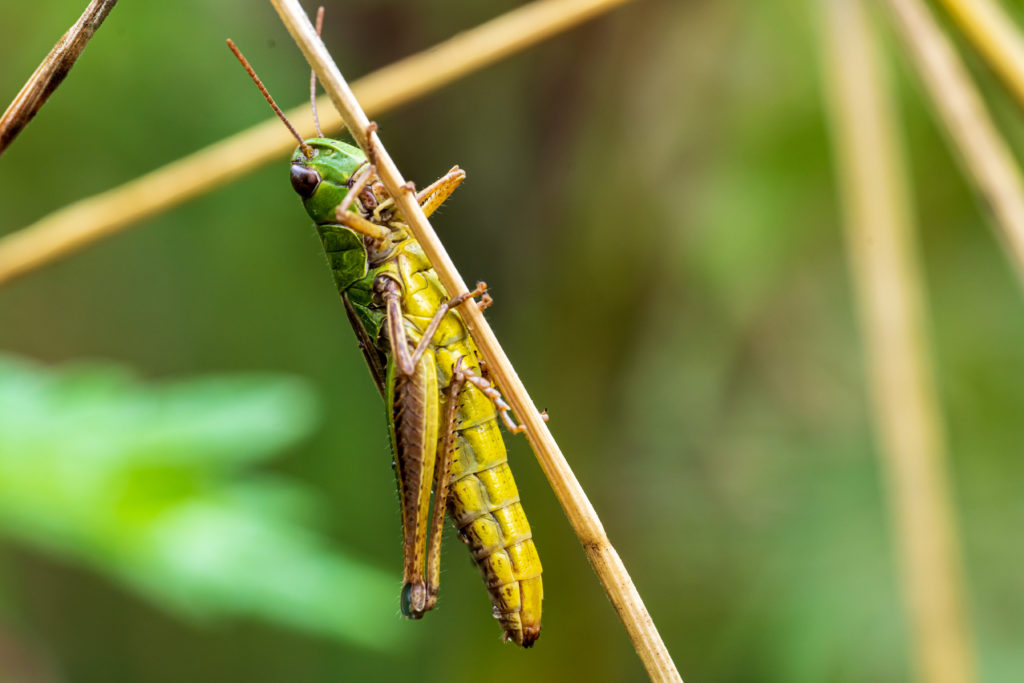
[268,0,682,680]
[820,2,976,682]
[884,0,1024,289]
[0,0,634,287]
[936,0,1024,110]
[0,0,118,157]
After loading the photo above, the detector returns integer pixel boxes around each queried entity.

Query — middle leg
[381,278,490,377]
[454,364,549,434]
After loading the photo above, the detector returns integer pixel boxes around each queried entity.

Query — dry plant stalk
[0,0,633,287]
[268,1,681,680]
[936,0,1024,110]
[0,0,118,156]
[884,0,1024,289]
[821,2,976,682]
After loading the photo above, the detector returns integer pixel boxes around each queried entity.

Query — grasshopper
[229,39,543,646]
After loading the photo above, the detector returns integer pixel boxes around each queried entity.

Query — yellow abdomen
[395,237,543,646]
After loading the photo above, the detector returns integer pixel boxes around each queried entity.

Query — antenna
[226,39,313,158]
[310,6,325,137]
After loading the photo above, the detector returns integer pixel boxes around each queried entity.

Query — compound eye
[290,163,321,198]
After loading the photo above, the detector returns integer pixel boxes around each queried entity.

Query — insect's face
[290,138,367,225]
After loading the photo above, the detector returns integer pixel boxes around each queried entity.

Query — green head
[290,138,368,225]
[227,39,373,293]
[225,40,367,227]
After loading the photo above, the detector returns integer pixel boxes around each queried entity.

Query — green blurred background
[2,0,1024,681]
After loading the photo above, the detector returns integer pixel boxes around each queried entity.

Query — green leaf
[0,354,401,649]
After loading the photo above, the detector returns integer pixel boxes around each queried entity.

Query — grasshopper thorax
[290,138,367,225]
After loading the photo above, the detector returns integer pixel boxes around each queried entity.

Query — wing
[343,293,387,398]
[386,346,441,618]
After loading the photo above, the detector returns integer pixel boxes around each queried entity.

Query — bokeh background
[2,0,1024,681]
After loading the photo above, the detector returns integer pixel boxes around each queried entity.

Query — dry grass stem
[884,0,1024,289]
[268,0,681,680]
[0,0,634,287]
[821,2,976,682]
[937,0,1024,110]
[0,0,118,157]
